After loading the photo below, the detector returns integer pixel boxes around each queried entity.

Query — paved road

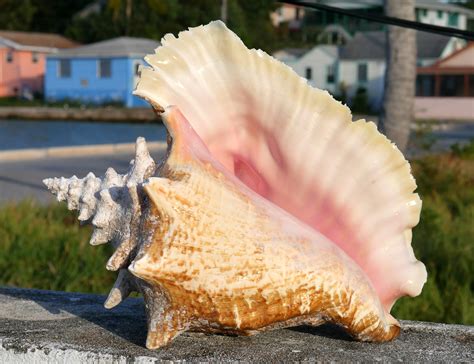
[0,150,165,205]
[430,122,474,151]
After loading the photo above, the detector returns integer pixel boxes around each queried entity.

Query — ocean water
[0,119,168,150]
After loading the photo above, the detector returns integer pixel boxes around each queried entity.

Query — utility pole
[221,0,228,24]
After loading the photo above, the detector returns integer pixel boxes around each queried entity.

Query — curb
[0,141,168,162]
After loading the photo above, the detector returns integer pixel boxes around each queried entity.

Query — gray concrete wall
[0,107,156,122]
[0,287,473,363]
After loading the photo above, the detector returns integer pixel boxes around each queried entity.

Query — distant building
[338,31,465,111]
[415,0,472,30]
[274,45,338,94]
[415,42,474,120]
[0,31,77,98]
[303,0,474,45]
[45,37,160,108]
[272,48,308,65]
[271,4,305,30]
[275,30,466,112]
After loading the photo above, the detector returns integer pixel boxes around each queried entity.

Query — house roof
[276,48,309,58]
[306,45,338,59]
[0,30,78,51]
[52,37,161,58]
[340,31,453,60]
[427,42,474,68]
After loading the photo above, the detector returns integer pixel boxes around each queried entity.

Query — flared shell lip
[131,20,427,312]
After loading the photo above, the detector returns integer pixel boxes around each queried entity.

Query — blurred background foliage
[391,140,474,325]
[0,0,280,51]
[1,140,473,325]
[1,0,473,51]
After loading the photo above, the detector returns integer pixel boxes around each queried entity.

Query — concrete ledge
[0,142,167,162]
[0,107,156,122]
[0,287,472,363]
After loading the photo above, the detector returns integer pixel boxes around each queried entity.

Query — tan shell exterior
[129,108,400,349]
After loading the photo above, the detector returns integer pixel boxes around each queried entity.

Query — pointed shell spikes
[78,173,101,221]
[44,137,157,306]
[104,269,136,309]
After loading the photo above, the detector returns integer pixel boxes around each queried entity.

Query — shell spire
[43,137,156,306]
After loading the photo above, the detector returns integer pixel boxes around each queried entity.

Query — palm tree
[379,0,416,154]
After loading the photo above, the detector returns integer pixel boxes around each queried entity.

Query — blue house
[45,37,160,107]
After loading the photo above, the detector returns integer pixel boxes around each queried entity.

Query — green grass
[0,142,473,325]
[0,201,115,294]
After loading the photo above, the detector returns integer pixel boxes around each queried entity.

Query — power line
[280,0,474,40]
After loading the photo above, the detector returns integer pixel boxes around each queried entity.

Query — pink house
[0,31,77,98]
[416,42,474,120]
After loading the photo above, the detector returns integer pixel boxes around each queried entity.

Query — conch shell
[44,21,427,349]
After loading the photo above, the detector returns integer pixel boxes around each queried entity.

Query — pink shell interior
[135,21,427,312]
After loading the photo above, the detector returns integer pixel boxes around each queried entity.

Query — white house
[304,0,474,46]
[338,31,465,111]
[273,45,339,94]
[415,0,473,30]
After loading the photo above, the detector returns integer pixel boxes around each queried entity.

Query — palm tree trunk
[379,0,416,154]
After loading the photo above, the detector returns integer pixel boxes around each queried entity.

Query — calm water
[0,119,168,150]
[2,119,473,153]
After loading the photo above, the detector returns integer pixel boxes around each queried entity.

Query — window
[448,12,459,27]
[416,75,435,96]
[305,67,312,80]
[98,59,112,78]
[437,10,443,19]
[58,59,71,78]
[440,75,464,97]
[469,75,474,97]
[326,64,335,84]
[357,63,367,83]
[6,51,13,63]
[295,8,301,20]
[32,52,39,63]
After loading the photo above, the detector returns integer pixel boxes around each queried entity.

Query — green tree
[0,0,279,51]
[0,0,36,31]
[29,0,91,34]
